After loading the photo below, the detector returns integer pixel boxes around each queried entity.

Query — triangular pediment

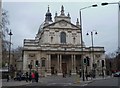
[43,20,79,29]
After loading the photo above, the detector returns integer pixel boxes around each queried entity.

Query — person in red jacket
[31,72,35,82]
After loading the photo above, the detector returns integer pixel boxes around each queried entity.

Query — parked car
[113,71,120,77]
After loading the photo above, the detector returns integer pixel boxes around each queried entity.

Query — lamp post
[8,29,13,74]
[101,1,120,58]
[101,2,120,6]
[79,4,97,81]
[86,31,97,78]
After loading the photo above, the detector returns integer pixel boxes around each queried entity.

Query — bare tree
[1,9,9,34]
[1,9,10,67]
[12,46,23,71]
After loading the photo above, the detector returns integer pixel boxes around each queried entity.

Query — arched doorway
[62,63,67,74]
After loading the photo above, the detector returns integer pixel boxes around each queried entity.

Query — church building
[23,6,106,76]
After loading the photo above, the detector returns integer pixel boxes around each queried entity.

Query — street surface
[2,75,119,87]
[86,77,119,86]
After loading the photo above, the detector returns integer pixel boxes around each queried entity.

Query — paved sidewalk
[2,79,32,86]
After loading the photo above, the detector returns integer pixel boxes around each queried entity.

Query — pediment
[43,20,79,29]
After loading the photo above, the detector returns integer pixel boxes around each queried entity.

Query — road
[23,77,119,86]
[2,75,119,87]
[22,75,89,86]
[86,77,119,86]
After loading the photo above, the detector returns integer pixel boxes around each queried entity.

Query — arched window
[41,57,46,67]
[42,59,45,67]
[51,37,53,43]
[102,60,104,67]
[60,32,66,43]
[73,37,75,44]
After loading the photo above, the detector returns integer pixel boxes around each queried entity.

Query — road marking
[48,83,72,86]
[81,83,88,86]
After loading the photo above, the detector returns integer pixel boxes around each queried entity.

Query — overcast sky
[2,0,119,54]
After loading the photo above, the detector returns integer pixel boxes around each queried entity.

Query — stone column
[47,54,51,75]
[57,54,59,70]
[59,54,62,74]
[71,55,74,71]
[73,55,76,73]
[46,57,49,72]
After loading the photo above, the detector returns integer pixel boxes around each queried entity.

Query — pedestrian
[62,72,65,78]
[6,74,10,82]
[102,71,104,78]
[31,72,35,82]
[79,71,81,78]
[85,73,88,81]
[19,72,22,81]
[69,70,71,77]
[63,71,66,78]
[25,72,29,82]
[55,70,57,75]
[29,72,32,82]
[89,72,92,80]
[35,71,39,82]
[65,71,66,77]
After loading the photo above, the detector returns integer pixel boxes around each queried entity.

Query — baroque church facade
[23,6,106,76]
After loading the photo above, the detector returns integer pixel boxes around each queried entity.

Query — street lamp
[101,1,120,59]
[86,31,97,78]
[101,2,120,5]
[8,29,13,74]
[79,4,97,81]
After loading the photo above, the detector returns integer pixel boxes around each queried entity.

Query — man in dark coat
[25,72,29,82]
[29,72,32,82]
[35,71,39,82]
[6,74,10,82]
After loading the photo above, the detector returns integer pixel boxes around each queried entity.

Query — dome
[38,22,45,33]
[46,12,52,16]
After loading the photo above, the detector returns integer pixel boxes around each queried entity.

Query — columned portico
[47,54,81,75]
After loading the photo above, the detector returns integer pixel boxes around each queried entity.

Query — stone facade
[23,6,106,76]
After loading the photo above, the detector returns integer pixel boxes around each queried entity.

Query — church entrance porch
[62,63,67,75]
[50,54,82,75]
[62,55,71,75]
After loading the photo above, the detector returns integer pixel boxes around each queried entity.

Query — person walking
[6,74,10,82]
[69,70,71,77]
[85,72,88,81]
[29,72,32,82]
[18,72,22,81]
[25,72,29,82]
[31,72,35,82]
[35,71,39,82]
[62,72,65,78]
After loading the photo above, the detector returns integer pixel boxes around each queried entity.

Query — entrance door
[62,63,67,74]
[51,67,54,74]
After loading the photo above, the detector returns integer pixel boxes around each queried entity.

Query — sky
[2,0,119,54]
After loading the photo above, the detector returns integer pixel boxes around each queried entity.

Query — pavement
[1,75,111,86]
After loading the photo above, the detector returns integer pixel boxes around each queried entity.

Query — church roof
[43,19,80,29]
